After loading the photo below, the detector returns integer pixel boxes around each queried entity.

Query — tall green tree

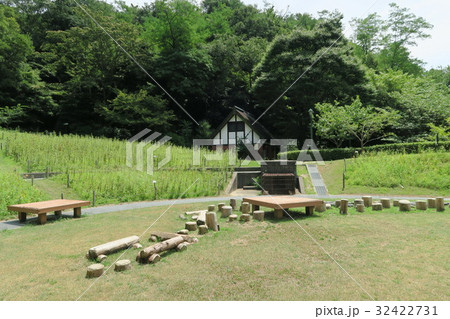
[252,13,368,141]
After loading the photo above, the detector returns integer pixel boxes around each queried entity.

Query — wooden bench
[243,196,324,219]
[8,199,90,225]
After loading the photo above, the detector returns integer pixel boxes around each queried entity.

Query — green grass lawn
[0,201,448,301]
[320,152,449,196]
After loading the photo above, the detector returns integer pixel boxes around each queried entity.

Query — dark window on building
[228,121,245,132]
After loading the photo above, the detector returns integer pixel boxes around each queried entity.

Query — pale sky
[105,0,450,69]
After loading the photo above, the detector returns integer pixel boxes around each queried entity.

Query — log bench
[8,199,90,225]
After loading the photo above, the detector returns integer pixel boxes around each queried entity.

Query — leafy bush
[279,141,450,161]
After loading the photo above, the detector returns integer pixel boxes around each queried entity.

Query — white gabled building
[210,106,277,158]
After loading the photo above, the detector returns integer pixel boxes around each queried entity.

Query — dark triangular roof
[210,106,273,140]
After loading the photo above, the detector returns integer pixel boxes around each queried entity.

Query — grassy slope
[0,156,49,220]
[320,153,449,196]
[0,201,448,301]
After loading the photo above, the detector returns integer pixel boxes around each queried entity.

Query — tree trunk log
[340,199,348,214]
[206,212,219,231]
[114,260,131,272]
[362,196,372,207]
[380,198,391,209]
[197,211,207,226]
[198,225,208,235]
[416,200,427,210]
[218,203,225,211]
[253,211,264,221]
[86,264,104,278]
[393,200,399,207]
[228,214,238,222]
[372,202,382,211]
[185,222,197,231]
[176,242,189,252]
[356,204,364,213]
[221,206,232,218]
[148,254,161,264]
[208,205,215,212]
[436,197,444,212]
[241,202,250,214]
[230,199,237,210]
[139,236,185,260]
[240,214,251,222]
[399,200,411,212]
[354,199,363,206]
[88,235,139,259]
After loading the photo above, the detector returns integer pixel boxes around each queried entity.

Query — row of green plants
[279,141,450,161]
[344,152,449,191]
[0,130,234,210]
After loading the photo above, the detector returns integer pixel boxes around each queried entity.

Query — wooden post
[218,203,225,211]
[228,214,238,222]
[240,214,251,222]
[372,203,382,211]
[342,172,345,191]
[241,202,250,214]
[306,206,314,216]
[31,175,34,186]
[380,198,391,209]
[393,200,399,207]
[74,207,81,218]
[253,210,264,221]
[362,196,372,207]
[45,167,49,178]
[356,204,364,213]
[354,199,363,206]
[18,212,27,223]
[416,201,427,210]
[198,225,208,235]
[221,206,232,218]
[27,160,30,172]
[206,212,219,231]
[37,213,47,225]
[61,193,64,199]
[399,200,411,212]
[208,205,215,212]
[427,198,436,208]
[196,211,207,225]
[230,199,237,210]
[67,174,70,188]
[436,197,444,212]
[274,209,283,219]
[92,190,96,207]
[340,199,348,214]
[185,222,197,231]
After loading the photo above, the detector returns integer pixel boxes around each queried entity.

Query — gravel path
[1,194,447,231]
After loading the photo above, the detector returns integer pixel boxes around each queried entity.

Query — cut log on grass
[192,215,198,221]
[240,214,251,222]
[241,202,250,214]
[335,200,340,208]
[253,210,264,221]
[198,225,208,235]
[149,231,196,243]
[97,255,107,262]
[185,210,207,216]
[177,229,189,235]
[230,199,237,210]
[176,242,189,252]
[362,196,372,207]
[354,199,363,206]
[228,214,238,222]
[399,200,411,212]
[86,264,104,278]
[221,206,232,218]
[436,197,444,212]
[196,211,207,226]
[372,203,382,211]
[185,222,197,231]
[208,205,215,212]
[427,198,436,208]
[380,198,391,209]
[88,235,139,259]
[148,254,161,264]
[393,200,399,207]
[206,212,219,231]
[356,204,364,213]
[416,200,427,210]
[139,236,185,260]
[340,199,348,215]
[274,209,283,219]
[132,243,142,249]
[149,235,158,242]
[114,260,131,272]
[315,203,326,212]
[218,203,225,211]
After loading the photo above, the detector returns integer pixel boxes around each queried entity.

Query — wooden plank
[7,199,90,214]
[243,196,323,209]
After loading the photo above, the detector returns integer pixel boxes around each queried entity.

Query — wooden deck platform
[242,196,323,219]
[8,199,90,225]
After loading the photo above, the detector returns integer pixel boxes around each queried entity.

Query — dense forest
[0,0,449,147]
